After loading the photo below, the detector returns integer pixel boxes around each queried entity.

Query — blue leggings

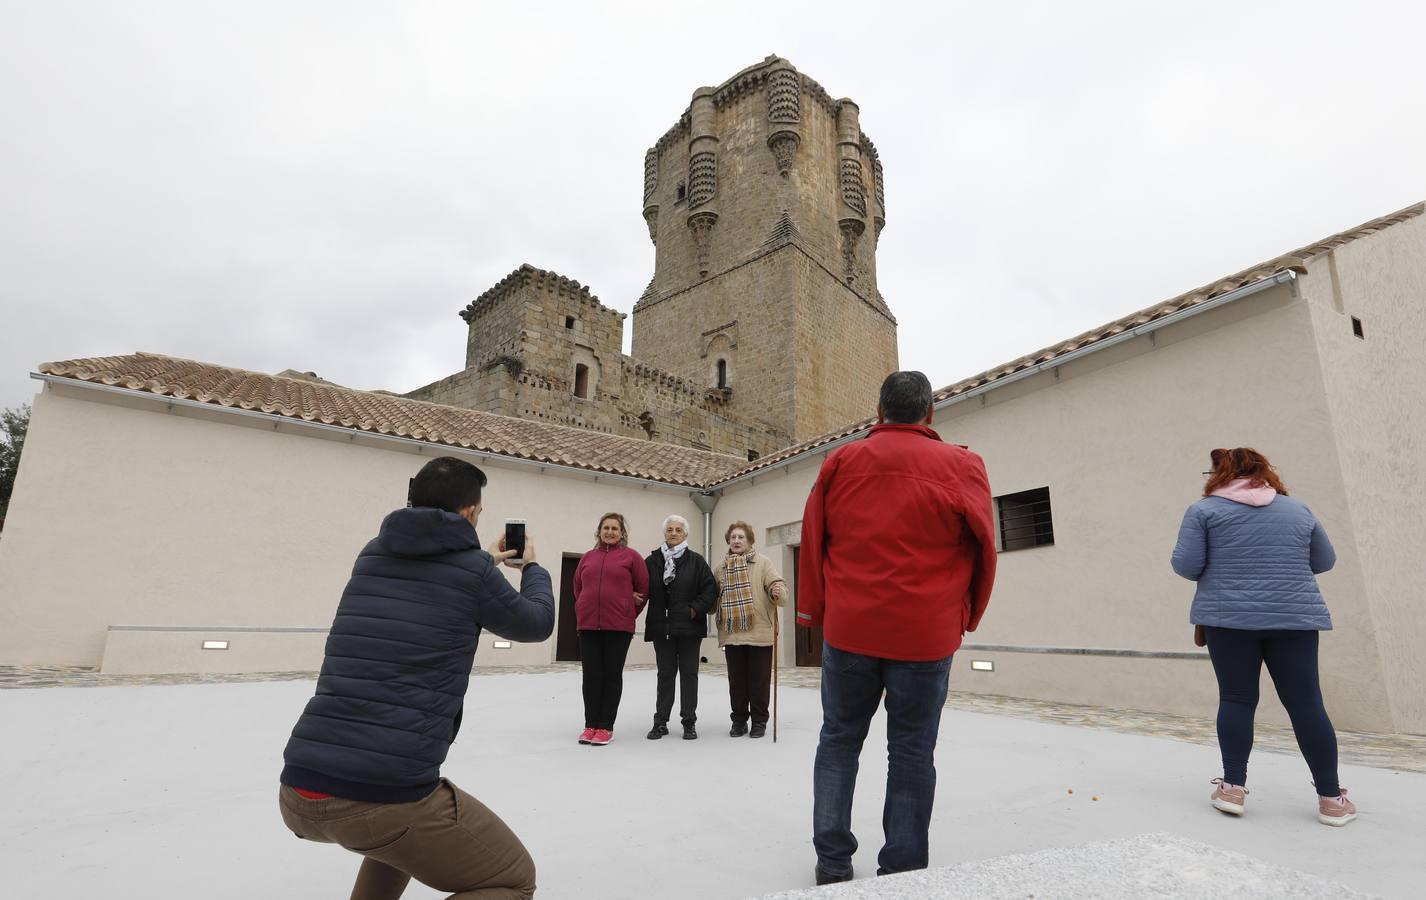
[1203,627,1340,797]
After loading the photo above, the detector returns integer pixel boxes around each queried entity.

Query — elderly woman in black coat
[644,514,719,740]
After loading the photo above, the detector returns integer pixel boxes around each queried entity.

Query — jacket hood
[1211,478,1279,508]
[377,507,479,557]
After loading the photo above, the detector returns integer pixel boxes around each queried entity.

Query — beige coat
[713,551,786,647]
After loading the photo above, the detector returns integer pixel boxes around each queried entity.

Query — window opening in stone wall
[716,358,729,389]
[565,316,575,330]
[747,448,759,462]
[573,364,590,399]
[638,411,655,439]
[676,181,686,202]
[1351,316,1364,339]
[995,487,1054,552]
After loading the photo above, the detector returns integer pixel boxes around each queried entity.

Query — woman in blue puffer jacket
[1172,447,1357,827]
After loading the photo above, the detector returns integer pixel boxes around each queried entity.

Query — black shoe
[815,865,853,885]
[730,722,748,737]
[682,724,698,740]
[749,722,767,739]
[646,722,668,740]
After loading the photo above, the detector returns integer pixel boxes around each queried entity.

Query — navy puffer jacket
[1171,494,1335,630]
[281,507,554,802]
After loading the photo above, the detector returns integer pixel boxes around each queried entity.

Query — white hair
[662,514,690,532]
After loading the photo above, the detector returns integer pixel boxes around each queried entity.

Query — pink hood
[1212,478,1278,507]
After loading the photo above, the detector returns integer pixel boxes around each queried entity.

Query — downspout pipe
[690,491,722,639]
[690,491,720,559]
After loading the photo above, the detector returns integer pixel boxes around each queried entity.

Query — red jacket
[574,544,650,633]
[797,423,997,660]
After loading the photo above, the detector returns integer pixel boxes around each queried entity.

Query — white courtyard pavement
[1,670,1421,899]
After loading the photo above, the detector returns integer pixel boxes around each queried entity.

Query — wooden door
[556,556,581,662]
[791,545,823,667]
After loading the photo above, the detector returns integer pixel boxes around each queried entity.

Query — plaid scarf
[719,552,755,633]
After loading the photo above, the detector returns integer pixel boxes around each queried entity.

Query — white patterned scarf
[661,541,688,584]
[719,552,755,633]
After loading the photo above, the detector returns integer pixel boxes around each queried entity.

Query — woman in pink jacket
[573,512,650,746]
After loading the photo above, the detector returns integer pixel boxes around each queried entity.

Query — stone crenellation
[405,56,898,457]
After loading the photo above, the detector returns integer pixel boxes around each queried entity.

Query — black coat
[281,507,554,802]
[643,547,719,640]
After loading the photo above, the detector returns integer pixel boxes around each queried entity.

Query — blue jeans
[813,642,953,877]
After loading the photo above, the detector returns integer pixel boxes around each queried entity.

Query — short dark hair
[409,456,487,512]
[878,371,934,424]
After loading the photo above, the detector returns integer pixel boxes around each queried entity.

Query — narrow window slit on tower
[716,359,728,389]
[565,316,575,329]
[573,364,590,399]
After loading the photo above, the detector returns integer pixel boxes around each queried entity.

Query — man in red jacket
[798,370,996,884]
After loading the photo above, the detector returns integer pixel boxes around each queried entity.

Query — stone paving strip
[2,663,1421,774]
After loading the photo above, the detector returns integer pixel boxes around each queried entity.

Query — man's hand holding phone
[496,532,536,569]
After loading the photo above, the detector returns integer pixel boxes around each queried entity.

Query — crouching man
[278,456,554,900]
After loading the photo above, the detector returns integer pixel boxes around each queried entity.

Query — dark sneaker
[682,724,698,740]
[816,865,853,885]
[646,722,669,740]
[730,722,748,737]
[749,722,767,739]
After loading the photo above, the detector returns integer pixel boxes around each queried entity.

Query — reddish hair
[1203,448,1289,497]
[724,521,755,547]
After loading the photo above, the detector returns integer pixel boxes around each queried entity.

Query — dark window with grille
[996,487,1054,551]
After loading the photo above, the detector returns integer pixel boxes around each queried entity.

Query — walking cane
[773,606,780,743]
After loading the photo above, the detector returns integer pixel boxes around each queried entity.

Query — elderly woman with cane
[644,514,719,741]
[714,521,786,739]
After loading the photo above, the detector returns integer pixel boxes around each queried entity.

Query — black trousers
[1203,626,1340,795]
[653,635,702,726]
[725,644,774,726]
[579,630,633,730]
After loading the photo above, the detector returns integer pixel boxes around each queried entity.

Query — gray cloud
[3,0,1422,417]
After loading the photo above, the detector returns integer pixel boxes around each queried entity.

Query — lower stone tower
[632,56,898,441]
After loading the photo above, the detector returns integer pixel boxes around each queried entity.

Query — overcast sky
[2,0,1422,414]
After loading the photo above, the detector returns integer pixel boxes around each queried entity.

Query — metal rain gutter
[710,270,1297,491]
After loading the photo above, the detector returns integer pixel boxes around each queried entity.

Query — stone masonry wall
[632,56,895,442]
[406,264,789,459]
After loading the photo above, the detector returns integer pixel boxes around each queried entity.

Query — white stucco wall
[715,283,1402,733]
[1300,215,1426,733]
[5,252,1421,734]
[0,382,718,671]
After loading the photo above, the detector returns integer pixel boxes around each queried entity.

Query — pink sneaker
[1210,778,1248,815]
[590,729,613,746]
[578,727,596,745]
[1318,789,1357,826]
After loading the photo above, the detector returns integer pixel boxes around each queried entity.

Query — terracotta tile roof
[37,353,744,488]
[715,201,1425,483]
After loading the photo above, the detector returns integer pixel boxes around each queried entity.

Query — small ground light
[492,640,513,649]
[970,660,994,672]
[201,640,229,650]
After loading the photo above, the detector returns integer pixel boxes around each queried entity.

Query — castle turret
[632,56,898,441]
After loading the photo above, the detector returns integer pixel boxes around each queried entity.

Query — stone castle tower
[633,56,898,442]
[406,56,897,458]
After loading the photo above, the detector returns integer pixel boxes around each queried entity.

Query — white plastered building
[2,202,1423,734]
